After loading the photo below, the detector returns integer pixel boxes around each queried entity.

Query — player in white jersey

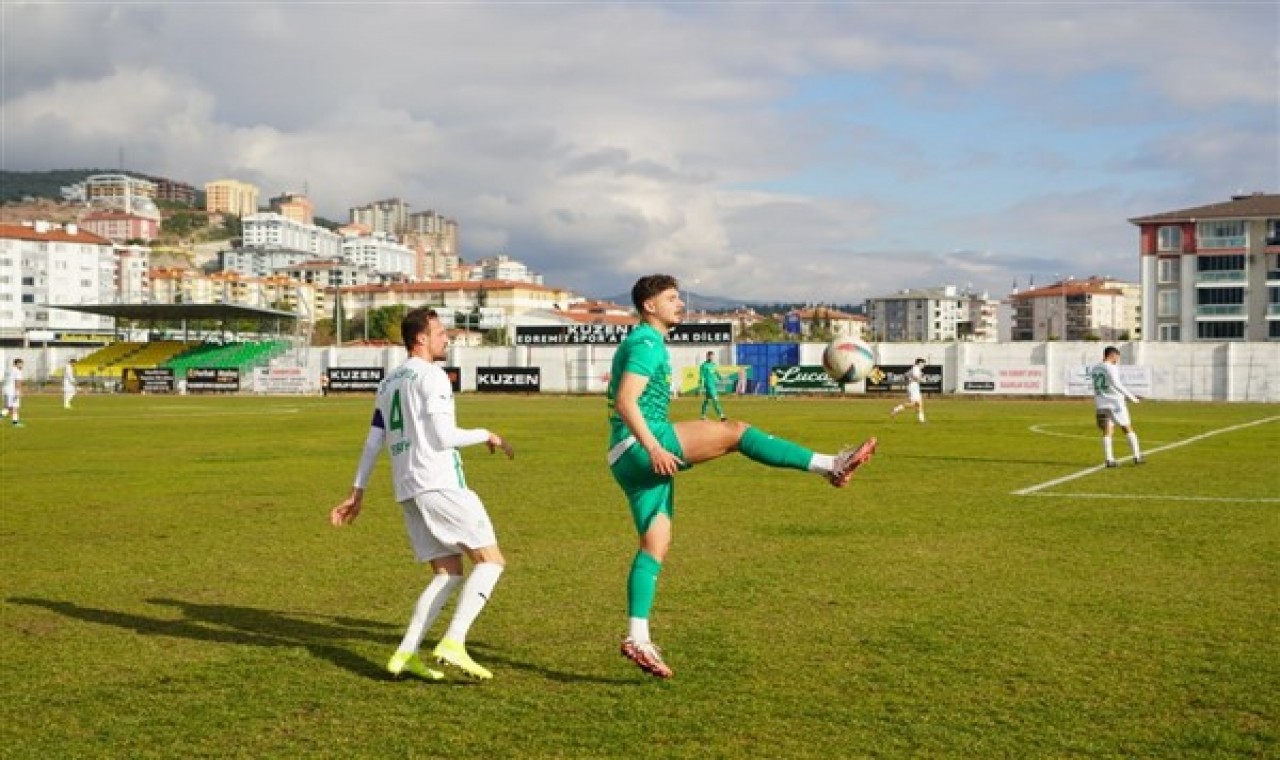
[330,308,515,681]
[2,358,25,427]
[1090,346,1143,468]
[891,358,927,423]
[62,360,78,409]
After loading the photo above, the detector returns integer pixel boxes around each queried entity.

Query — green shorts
[609,423,689,534]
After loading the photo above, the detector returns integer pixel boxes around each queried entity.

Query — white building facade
[0,221,116,341]
[341,233,416,280]
[242,213,342,258]
[865,285,999,342]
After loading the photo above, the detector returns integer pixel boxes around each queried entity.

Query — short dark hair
[706,351,714,359]
[401,307,440,352]
[632,274,679,313]
[1103,346,1120,359]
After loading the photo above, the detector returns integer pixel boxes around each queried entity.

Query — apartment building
[205,179,261,217]
[404,210,460,279]
[241,213,342,258]
[1130,192,1280,341]
[865,285,999,342]
[269,192,315,225]
[1007,277,1139,341]
[0,221,116,342]
[330,279,576,331]
[341,233,416,280]
[350,198,411,236]
[471,254,543,284]
[83,174,161,220]
[150,268,316,316]
[135,173,198,206]
[81,210,160,243]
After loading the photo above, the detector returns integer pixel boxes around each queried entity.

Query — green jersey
[699,360,719,396]
[607,322,672,447]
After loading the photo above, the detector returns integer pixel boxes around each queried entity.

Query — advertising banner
[326,367,384,393]
[1064,365,1153,397]
[771,365,844,394]
[443,366,462,393]
[476,367,541,392]
[186,367,240,393]
[123,367,175,394]
[515,323,733,345]
[864,364,943,394]
[959,366,1047,394]
[252,367,310,395]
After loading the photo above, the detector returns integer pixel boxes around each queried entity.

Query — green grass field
[1,393,1276,759]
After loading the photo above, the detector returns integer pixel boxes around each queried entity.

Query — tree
[368,304,407,343]
[739,318,786,343]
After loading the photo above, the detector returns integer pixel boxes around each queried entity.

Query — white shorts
[399,489,498,562]
[906,385,922,404]
[3,393,18,409]
[1095,404,1131,429]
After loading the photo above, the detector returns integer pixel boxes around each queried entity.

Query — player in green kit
[698,350,727,421]
[607,274,878,678]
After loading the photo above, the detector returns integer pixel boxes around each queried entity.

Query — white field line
[1012,415,1280,497]
[1021,492,1280,504]
[1029,423,1167,445]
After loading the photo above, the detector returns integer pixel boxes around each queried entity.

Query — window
[1198,287,1245,306]
[1268,219,1280,246]
[21,294,33,303]
[1197,321,1244,339]
[1158,324,1181,341]
[1157,290,1180,317]
[1197,220,1246,249]
[1271,321,1280,339]
[1157,226,1183,252]
[21,276,33,286]
[1157,258,1180,283]
[1198,254,1246,272]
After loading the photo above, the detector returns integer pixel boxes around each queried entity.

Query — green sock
[627,550,662,619]
[739,426,814,471]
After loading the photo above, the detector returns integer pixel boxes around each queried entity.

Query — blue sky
[2,1,1276,303]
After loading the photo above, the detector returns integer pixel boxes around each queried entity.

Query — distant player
[63,360,78,409]
[1091,346,1144,467]
[607,274,877,679]
[891,358,927,423]
[2,358,25,427]
[330,307,515,681]
[698,351,726,421]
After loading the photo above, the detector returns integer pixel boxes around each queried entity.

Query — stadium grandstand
[50,302,300,387]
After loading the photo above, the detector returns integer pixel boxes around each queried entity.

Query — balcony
[1196,304,1246,317]
[1196,270,1246,285]
[1268,303,1280,318]
[1198,235,1246,249]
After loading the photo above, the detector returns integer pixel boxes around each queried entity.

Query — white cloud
[2,2,1275,301]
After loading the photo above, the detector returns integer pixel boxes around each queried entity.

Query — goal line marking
[1012,415,1280,497]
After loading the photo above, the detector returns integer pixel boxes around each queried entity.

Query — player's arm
[331,411,387,526]
[1108,364,1140,403]
[425,409,514,458]
[616,371,682,476]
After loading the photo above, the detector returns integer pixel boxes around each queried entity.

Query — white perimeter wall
[5,340,1277,402]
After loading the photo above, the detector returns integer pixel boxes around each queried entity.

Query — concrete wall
[5,340,1277,402]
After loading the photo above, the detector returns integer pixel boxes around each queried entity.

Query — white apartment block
[471,254,543,284]
[0,221,116,341]
[219,247,316,278]
[82,174,160,220]
[279,259,374,291]
[115,244,152,304]
[865,285,999,342]
[150,269,317,317]
[350,198,411,236]
[341,233,416,279]
[1130,192,1280,341]
[242,213,342,258]
[205,179,261,217]
[332,279,576,330]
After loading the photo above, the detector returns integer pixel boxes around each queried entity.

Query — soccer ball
[822,337,876,383]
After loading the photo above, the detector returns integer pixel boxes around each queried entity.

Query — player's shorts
[1095,404,1131,429]
[399,488,498,562]
[3,392,18,409]
[906,385,922,404]
[608,423,689,534]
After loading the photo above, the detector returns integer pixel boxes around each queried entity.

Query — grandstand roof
[48,302,297,322]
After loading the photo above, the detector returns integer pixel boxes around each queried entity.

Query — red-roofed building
[81,209,160,242]
[1007,276,1138,342]
[0,221,117,342]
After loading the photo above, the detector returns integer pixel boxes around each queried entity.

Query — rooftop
[1128,192,1280,224]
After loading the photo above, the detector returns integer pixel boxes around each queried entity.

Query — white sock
[398,573,462,653]
[917,411,925,422]
[1102,436,1114,462]
[807,453,835,474]
[1127,432,1142,459]
[628,617,651,643]
[442,562,503,644]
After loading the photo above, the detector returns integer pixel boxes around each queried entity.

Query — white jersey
[905,365,923,390]
[1090,362,1134,410]
[2,366,22,394]
[372,356,487,501]
[63,366,76,390]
